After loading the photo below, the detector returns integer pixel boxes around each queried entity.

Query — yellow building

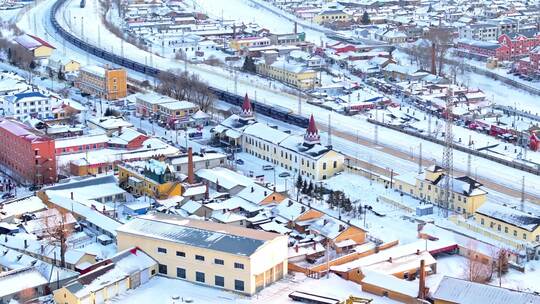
[256,59,319,90]
[474,202,540,243]
[77,65,127,100]
[229,36,271,51]
[14,34,55,59]
[394,165,487,215]
[117,159,182,199]
[215,99,344,180]
[63,60,81,72]
[53,247,158,304]
[116,213,288,295]
[313,9,351,24]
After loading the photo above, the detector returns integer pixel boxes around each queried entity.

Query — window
[214,258,224,265]
[523,233,527,240]
[195,271,205,283]
[195,255,205,261]
[234,280,245,291]
[333,161,337,168]
[176,267,186,279]
[323,163,326,170]
[234,262,244,269]
[158,264,167,274]
[176,251,185,257]
[157,247,167,254]
[215,275,224,287]
[480,218,484,225]
[504,227,508,233]
[514,230,517,236]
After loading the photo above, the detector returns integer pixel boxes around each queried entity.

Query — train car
[287,113,309,128]
[253,102,272,116]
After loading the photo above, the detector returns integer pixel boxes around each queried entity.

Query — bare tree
[42,209,74,268]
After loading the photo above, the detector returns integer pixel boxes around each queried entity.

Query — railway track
[47,0,540,203]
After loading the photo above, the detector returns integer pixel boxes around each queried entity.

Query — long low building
[116,213,288,295]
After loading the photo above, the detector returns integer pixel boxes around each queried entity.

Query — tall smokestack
[431,43,437,75]
[418,259,426,299]
[187,147,194,184]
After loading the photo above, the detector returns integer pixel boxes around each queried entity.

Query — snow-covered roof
[43,175,125,201]
[87,116,133,130]
[361,270,419,297]
[476,203,540,232]
[432,276,540,304]
[117,213,283,256]
[196,167,253,190]
[0,196,46,221]
[14,34,55,50]
[65,247,157,298]
[45,192,122,237]
[81,65,106,77]
[0,267,48,298]
[54,134,109,149]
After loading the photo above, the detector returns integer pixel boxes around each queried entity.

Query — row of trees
[157,70,215,112]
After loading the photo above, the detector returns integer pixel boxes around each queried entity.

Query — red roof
[307,114,318,134]
[242,93,252,112]
[28,34,56,49]
[0,118,51,142]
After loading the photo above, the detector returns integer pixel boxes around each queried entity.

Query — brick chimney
[187,147,194,184]
[418,259,426,299]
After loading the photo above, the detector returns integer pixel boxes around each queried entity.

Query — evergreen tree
[307,181,314,197]
[361,11,370,25]
[104,107,114,116]
[242,56,256,73]
[295,175,303,190]
[301,180,308,194]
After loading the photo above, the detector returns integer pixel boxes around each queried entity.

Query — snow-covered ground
[113,272,401,304]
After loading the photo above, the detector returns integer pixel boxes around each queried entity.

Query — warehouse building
[116,213,288,295]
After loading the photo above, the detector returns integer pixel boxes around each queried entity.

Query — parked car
[262,165,274,170]
[28,185,41,191]
[235,159,244,165]
[278,172,290,178]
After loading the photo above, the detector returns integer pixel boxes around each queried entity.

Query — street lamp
[363,205,372,228]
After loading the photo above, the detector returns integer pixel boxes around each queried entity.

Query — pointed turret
[240,93,254,120]
[304,114,320,145]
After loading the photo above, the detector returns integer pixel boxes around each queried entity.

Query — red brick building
[457,33,540,61]
[516,46,540,75]
[0,119,56,185]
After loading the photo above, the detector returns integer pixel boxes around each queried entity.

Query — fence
[367,118,540,176]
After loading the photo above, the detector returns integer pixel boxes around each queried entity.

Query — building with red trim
[0,118,56,185]
[457,33,540,61]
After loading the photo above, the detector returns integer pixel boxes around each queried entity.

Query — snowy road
[15,0,540,203]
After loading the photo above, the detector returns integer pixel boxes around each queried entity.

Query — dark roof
[42,175,118,191]
[11,91,47,101]
[117,213,282,256]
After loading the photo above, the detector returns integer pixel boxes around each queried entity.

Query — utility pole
[467,135,472,176]
[521,176,525,211]
[374,124,379,146]
[98,25,101,48]
[418,143,423,174]
[327,113,332,147]
[297,89,302,115]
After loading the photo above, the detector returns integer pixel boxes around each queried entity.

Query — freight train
[50,0,309,128]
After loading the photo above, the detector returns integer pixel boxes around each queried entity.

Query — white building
[2,91,52,120]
